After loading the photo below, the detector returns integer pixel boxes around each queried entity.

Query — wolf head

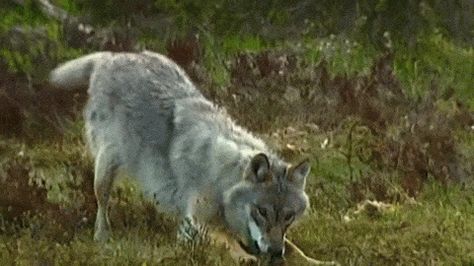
[223,153,311,258]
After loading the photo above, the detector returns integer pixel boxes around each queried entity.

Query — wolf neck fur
[172,97,275,186]
[209,129,269,185]
[173,101,273,189]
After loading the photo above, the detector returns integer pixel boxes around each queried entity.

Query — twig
[11,0,94,35]
[343,121,358,182]
[11,0,71,22]
[35,0,70,22]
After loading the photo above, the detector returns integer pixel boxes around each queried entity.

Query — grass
[0,123,473,265]
[300,180,474,265]
[1,3,473,264]
[194,31,473,113]
[1,190,472,265]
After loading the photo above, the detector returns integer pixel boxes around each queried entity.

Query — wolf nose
[269,248,284,258]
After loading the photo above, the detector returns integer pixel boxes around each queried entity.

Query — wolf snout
[269,247,284,258]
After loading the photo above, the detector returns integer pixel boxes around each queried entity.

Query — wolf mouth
[238,239,261,256]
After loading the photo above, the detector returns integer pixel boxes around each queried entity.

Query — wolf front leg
[210,231,258,265]
[177,216,207,243]
[284,238,339,266]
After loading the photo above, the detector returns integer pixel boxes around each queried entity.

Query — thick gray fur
[49,51,313,261]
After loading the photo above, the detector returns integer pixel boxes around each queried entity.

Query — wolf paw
[230,249,257,265]
[177,217,209,244]
[94,212,111,242]
[237,255,258,265]
[94,229,110,242]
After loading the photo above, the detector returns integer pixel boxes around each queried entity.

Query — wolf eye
[284,212,294,222]
[257,207,267,218]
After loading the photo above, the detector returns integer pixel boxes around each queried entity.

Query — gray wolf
[50,51,336,265]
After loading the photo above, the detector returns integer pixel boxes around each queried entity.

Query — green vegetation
[0,0,472,265]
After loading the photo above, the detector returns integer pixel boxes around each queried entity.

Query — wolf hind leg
[93,145,119,242]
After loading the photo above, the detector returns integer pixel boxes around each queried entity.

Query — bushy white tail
[49,52,112,89]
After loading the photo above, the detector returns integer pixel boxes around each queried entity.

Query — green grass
[0,2,82,78]
[298,180,474,265]
[195,31,473,112]
[1,186,472,265]
[1,2,473,264]
[394,33,474,105]
[0,127,472,265]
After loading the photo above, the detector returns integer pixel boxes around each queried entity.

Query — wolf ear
[246,153,271,183]
[288,159,311,188]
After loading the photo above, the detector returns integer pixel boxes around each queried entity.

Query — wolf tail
[49,52,112,89]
